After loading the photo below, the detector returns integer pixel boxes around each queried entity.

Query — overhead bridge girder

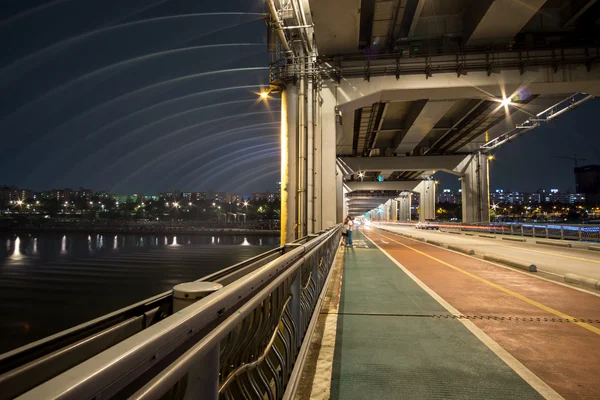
[343,180,420,192]
[334,61,600,113]
[338,155,465,177]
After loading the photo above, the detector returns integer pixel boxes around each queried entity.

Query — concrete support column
[391,199,398,221]
[416,181,436,221]
[460,153,490,224]
[281,84,298,244]
[322,86,338,227]
[397,196,410,222]
[384,200,391,221]
[336,164,344,223]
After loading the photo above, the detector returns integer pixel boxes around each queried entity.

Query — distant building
[526,193,541,204]
[506,192,524,205]
[437,189,457,204]
[490,189,506,204]
[252,191,278,202]
[0,185,18,204]
[569,193,586,204]
[191,192,208,201]
[70,187,93,201]
[159,191,181,200]
[575,165,600,205]
[214,192,227,202]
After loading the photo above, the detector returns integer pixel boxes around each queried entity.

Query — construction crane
[552,155,586,168]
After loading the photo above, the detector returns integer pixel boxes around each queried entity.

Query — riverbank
[2,226,279,236]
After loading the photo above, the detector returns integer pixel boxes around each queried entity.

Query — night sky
[1,1,599,195]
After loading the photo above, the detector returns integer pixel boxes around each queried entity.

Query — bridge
[2,0,600,399]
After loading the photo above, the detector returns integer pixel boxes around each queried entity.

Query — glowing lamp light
[260,91,269,100]
[501,97,512,106]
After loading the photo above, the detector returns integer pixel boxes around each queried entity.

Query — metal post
[545,225,549,238]
[290,269,302,345]
[285,244,303,345]
[578,226,582,241]
[185,343,220,399]
[171,282,222,399]
[560,226,564,240]
[307,66,315,234]
[298,65,307,239]
[532,226,536,237]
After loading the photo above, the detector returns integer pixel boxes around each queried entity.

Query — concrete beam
[338,155,465,176]
[395,100,455,155]
[466,0,547,46]
[335,66,600,113]
[344,180,420,192]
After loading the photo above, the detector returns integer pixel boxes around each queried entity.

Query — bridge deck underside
[299,229,600,399]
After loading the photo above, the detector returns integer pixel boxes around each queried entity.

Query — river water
[0,232,278,354]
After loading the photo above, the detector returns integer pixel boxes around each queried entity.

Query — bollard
[171,281,223,399]
[173,281,223,313]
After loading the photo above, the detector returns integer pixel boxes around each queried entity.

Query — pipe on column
[306,58,315,233]
[297,62,307,239]
[266,0,293,56]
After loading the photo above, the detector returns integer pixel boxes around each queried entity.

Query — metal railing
[15,225,341,400]
[447,222,600,242]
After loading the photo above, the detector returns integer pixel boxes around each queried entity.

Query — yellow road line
[368,229,600,337]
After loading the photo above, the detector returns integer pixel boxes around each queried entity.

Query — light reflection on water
[0,232,279,353]
[0,233,279,262]
[10,237,23,260]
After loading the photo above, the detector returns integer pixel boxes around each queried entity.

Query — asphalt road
[372,223,600,280]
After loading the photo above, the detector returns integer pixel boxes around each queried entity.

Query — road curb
[413,237,426,242]
[483,254,537,272]
[535,240,572,248]
[501,237,526,242]
[426,239,444,247]
[448,231,461,235]
[479,234,496,239]
[588,245,600,252]
[564,273,600,290]
[448,245,475,255]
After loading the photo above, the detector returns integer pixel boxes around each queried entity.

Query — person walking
[341,217,348,246]
[346,216,353,246]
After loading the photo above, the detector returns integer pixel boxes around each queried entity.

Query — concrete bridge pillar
[458,154,490,224]
[398,195,411,222]
[322,86,339,229]
[415,181,436,222]
[391,199,398,222]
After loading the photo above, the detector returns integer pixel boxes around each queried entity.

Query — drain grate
[322,311,600,324]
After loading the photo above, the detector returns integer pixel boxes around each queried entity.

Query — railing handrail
[17,226,340,399]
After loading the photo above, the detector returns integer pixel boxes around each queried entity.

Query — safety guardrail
[447,222,600,242]
[13,225,341,400]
